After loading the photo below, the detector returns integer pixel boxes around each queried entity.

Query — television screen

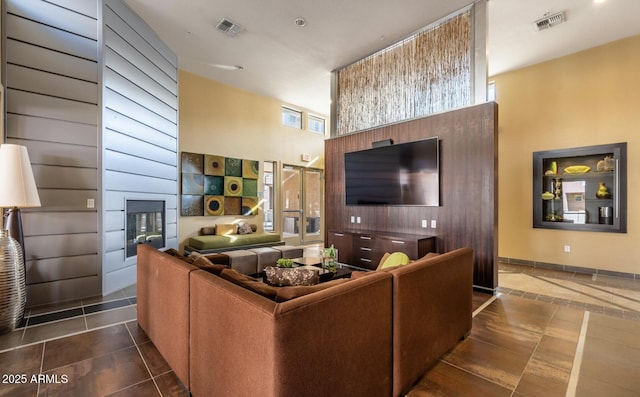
[344,138,440,206]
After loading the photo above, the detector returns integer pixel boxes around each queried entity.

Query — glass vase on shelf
[322,245,338,272]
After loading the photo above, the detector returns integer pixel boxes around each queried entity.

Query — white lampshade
[0,144,41,208]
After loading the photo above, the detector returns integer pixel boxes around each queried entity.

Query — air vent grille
[534,12,565,31]
[216,18,244,36]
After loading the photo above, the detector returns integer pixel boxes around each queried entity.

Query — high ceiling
[124,0,640,115]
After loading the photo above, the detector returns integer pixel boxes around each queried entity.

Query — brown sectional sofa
[386,248,473,396]
[137,244,473,396]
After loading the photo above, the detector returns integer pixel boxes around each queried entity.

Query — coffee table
[292,257,354,282]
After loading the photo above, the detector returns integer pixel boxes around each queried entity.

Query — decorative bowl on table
[264,266,319,286]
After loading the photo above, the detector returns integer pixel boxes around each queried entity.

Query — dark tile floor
[1,262,639,396]
[409,262,640,397]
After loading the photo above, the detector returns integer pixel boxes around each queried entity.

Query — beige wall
[495,35,640,274]
[178,70,326,249]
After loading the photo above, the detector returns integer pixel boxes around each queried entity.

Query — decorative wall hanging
[181,152,259,216]
[334,9,472,135]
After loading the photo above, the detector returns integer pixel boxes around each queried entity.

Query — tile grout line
[565,310,590,397]
[37,340,45,396]
[0,319,139,354]
[125,323,163,396]
[473,295,497,317]
[510,305,560,396]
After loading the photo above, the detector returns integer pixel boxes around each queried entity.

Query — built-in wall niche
[180,152,260,217]
[126,200,166,258]
[533,142,627,233]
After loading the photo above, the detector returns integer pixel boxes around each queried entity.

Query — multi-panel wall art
[181,152,259,216]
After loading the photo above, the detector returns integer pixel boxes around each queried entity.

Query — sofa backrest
[137,244,198,389]
[387,247,474,396]
[189,268,394,397]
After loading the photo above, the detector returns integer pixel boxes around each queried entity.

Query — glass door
[281,165,323,245]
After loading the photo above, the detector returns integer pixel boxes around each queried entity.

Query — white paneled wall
[4,0,100,306]
[3,0,178,304]
[102,0,178,295]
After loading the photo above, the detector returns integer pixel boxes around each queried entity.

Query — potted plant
[276,258,294,268]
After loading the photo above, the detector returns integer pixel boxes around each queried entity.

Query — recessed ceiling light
[210,64,244,71]
[294,18,306,27]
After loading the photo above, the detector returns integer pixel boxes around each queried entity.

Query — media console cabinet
[327,230,435,270]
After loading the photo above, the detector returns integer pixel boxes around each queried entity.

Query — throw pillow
[350,271,374,280]
[275,279,349,302]
[237,222,253,235]
[378,252,410,270]
[220,269,279,300]
[193,256,227,275]
[200,226,216,235]
[164,248,182,258]
[215,224,237,236]
[419,252,440,260]
[164,248,195,263]
[376,252,391,270]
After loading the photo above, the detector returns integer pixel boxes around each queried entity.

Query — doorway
[281,165,323,245]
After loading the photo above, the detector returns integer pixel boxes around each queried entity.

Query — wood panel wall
[325,102,498,290]
[102,0,178,295]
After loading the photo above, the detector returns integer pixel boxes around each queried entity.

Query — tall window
[263,161,275,232]
[282,107,302,129]
[308,115,325,134]
[487,81,496,101]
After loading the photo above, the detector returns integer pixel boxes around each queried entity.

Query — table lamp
[0,144,41,330]
[0,143,41,258]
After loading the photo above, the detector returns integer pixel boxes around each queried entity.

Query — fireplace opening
[126,200,165,258]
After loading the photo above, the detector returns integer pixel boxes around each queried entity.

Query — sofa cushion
[274,278,349,302]
[216,224,237,235]
[219,268,279,300]
[188,233,281,250]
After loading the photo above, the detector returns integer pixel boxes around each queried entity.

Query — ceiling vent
[534,11,565,31]
[216,18,244,36]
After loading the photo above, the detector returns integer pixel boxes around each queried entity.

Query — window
[487,81,496,101]
[308,115,326,134]
[282,107,302,129]
[263,161,275,232]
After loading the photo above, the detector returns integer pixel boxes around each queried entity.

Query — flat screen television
[344,137,440,206]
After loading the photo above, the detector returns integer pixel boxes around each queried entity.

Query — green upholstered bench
[185,233,283,254]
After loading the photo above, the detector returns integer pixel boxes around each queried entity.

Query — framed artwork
[181,152,259,216]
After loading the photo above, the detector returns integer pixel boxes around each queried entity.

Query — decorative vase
[596,182,611,199]
[604,156,615,172]
[322,246,338,272]
[0,229,26,334]
[553,178,563,200]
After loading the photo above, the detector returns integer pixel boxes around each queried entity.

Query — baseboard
[498,257,640,280]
